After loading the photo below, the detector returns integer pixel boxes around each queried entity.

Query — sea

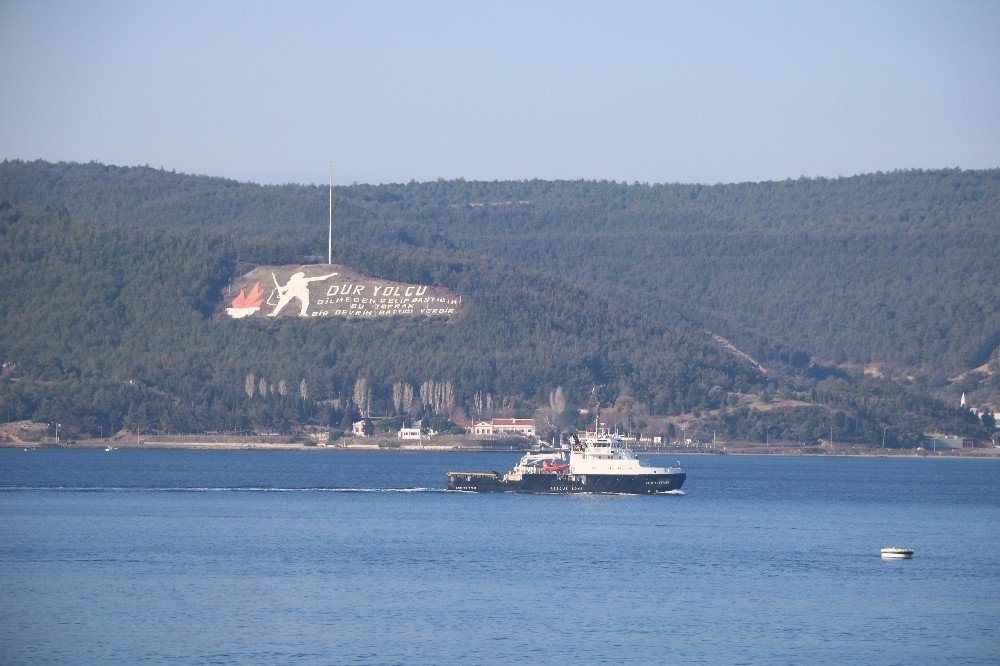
[1,449,998,665]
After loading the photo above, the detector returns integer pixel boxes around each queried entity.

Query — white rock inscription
[224,264,462,320]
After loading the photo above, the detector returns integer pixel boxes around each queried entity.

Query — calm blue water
[2,450,998,664]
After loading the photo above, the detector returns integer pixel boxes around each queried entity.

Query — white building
[470,418,535,437]
[922,435,972,450]
[397,427,422,440]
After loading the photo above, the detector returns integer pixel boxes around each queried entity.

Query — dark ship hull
[445,470,686,494]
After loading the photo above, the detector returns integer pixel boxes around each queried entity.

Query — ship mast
[590,386,601,436]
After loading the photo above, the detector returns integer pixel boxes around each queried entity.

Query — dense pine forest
[0,160,996,445]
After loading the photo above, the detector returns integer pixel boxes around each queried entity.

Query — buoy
[881,547,914,559]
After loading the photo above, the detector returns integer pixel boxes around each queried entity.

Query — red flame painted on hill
[231,282,264,308]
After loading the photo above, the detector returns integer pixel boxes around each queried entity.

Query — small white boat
[104,446,117,452]
[881,547,914,559]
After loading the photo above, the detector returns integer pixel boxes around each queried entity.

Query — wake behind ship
[446,430,685,494]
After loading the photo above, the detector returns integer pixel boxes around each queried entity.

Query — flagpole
[328,161,333,265]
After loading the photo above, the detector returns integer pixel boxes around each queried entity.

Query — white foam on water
[1,486,449,493]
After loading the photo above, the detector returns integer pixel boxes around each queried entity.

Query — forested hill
[2,160,997,386]
[0,202,770,438]
[0,160,996,442]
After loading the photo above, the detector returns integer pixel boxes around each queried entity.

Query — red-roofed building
[470,418,536,437]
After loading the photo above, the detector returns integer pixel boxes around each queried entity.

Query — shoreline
[5,438,1000,458]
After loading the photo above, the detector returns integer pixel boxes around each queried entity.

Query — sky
[1,0,998,186]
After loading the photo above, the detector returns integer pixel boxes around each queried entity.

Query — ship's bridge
[569,431,674,475]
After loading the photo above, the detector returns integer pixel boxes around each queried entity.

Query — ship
[446,430,685,494]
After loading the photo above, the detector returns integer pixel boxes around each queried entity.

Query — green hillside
[0,160,995,444]
[3,161,996,379]
[0,202,770,438]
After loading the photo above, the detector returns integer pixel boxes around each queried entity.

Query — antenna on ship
[590,386,601,435]
[328,161,333,265]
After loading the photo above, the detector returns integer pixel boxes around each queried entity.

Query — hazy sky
[1,0,998,186]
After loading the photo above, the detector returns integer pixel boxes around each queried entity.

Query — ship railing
[447,471,498,478]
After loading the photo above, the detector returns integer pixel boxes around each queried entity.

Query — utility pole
[328,162,333,265]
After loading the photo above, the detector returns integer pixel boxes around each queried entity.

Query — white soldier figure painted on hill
[267,271,337,317]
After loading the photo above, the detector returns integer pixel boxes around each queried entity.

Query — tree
[612,395,636,432]
[353,378,371,418]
